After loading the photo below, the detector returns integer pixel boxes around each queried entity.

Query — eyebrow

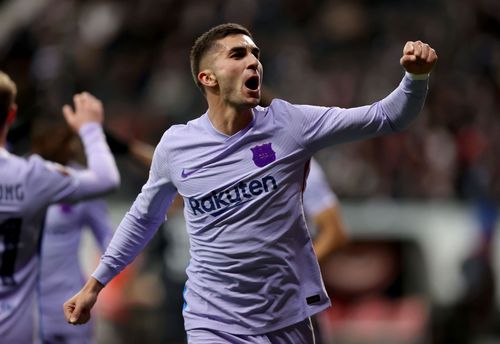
[228,46,260,56]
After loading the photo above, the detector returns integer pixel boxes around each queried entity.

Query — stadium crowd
[2,0,498,201]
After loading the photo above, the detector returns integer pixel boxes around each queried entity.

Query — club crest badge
[250,143,276,167]
[60,204,73,214]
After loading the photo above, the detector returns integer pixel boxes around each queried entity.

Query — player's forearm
[314,227,348,263]
[313,232,336,264]
[69,123,120,200]
[92,137,175,285]
[92,211,162,285]
[302,73,430,149]
[312,206,349,264]
[377,72,429,131]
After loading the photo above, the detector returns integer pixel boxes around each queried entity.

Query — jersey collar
[201,109,256,142]
[0,146,9,158]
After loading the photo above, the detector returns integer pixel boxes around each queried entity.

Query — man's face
[201,34,263,108]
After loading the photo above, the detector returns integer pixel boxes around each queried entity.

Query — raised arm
[280,40,438,152]
[59,93,120,202]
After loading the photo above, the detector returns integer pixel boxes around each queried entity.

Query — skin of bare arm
[312,204,348,265]
[129,139,155,167]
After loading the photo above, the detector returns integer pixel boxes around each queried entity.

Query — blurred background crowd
[1,0,499,343]
[2,0,499,200]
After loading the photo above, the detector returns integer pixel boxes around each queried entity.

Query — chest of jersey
[170,128,305,198]
[44,203,84,235]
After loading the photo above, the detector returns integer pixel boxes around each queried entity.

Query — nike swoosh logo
[181,168,200,178]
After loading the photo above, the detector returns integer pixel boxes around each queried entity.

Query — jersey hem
[184,301,331,335]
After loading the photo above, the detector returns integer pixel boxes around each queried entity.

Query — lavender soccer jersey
[40,197,113,342]
[0,124,118,344]
[94,74,428,334]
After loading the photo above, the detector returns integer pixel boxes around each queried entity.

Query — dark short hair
[31,117,77,165]
[190,23,252,93]
[0,71,17,127]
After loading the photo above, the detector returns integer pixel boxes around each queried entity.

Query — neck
[206,95,253,136]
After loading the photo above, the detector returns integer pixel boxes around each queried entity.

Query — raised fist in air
[400,41,438,75]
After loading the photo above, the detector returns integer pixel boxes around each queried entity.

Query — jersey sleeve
[26,156,79,205]
[303,158,338,218]
[274,73,428,153]
[83,199,114,252]
[62,123,120,202]
[92,132,178,285]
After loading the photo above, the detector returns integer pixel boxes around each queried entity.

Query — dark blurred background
[1,0,499,343]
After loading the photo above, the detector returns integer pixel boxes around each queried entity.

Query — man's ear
[198,70,217,88]
[6,104,17,125]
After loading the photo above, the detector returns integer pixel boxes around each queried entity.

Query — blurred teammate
[304,158,348,344]
[65,23,436,343]
[31,121,114,344]
[305,158,347,264]
[0,71,119,343]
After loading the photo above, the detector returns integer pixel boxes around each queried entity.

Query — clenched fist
[400,41,438,75]
[63,277,104,325]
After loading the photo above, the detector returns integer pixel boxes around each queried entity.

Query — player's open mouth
[244,76,260,91]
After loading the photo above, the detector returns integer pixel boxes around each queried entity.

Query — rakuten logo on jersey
[189,175,278,217]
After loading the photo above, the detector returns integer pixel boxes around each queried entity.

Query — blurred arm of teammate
[59,92,120,201]
[312,204,348,265]
[304,159,348,264]
[128,139,154,168]
[104,128,155,168]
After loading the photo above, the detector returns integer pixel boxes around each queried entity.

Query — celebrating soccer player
[65,23,437,343]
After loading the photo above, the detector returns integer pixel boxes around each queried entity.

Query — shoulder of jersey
[30,154,72,176]
[162,117,205,139]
